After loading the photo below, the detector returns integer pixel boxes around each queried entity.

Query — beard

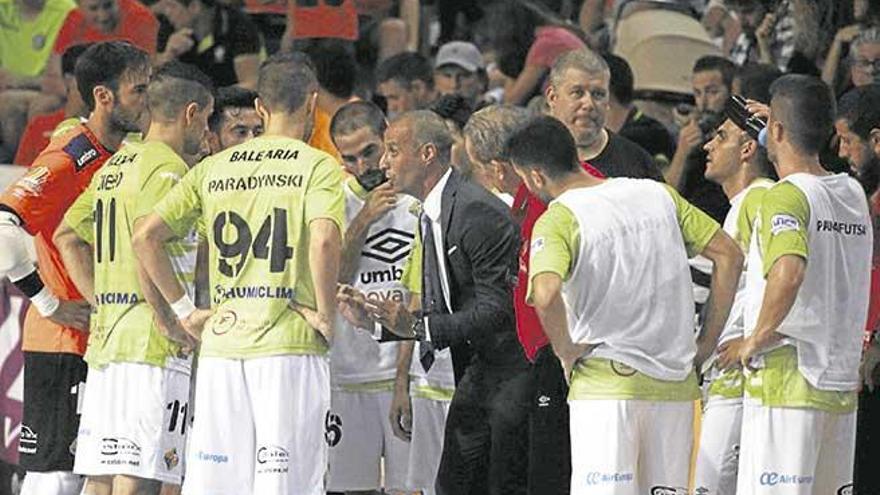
[109,104,145,134]
[857,155,880,196]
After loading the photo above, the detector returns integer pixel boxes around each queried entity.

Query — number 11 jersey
[154,135,345,360]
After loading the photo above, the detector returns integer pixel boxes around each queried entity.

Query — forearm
[757,39,775,66]
[395,341,414,393]
[132,216,187,305]
[136,261,177,326]
[579,0,605,33]
[308,219,342,320]
[56,233,95,306]
[194,241,210,308]
[535,291,574,357]
[750,257,804,350]
[821,41,843,86]
[339,213,372,283]
[664,149,689,191]
[401,0,420,52]
[698,243,743,349]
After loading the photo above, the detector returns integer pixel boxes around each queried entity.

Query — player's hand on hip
[558,342,593,385]
[155,312,197,354]
[49,300,92,333]
[289,300,333,343]
[716,337,744,371]
[181,309,214,342]
[388,387,412,442]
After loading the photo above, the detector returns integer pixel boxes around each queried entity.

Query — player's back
[0,123,114,354]
[155,135,344,360]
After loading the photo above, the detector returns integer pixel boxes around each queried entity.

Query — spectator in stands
[433,41,487,110]
[603,53,674,167]
[375,52,436,117]
[354,0,420,64]
[206,85,261,154]
[726,0,820,72]
[546,48,663,180]
[666,55,733,222]
[302,41,357,160]
[823,82,880,495]
[847,27,880,89]
[732,62,783,103]
[488,0,586,105]
[155,0,262,88]
[0,0,74,92]
[13,43,90,166]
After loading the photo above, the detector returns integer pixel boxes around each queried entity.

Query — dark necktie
[420,213,447,372]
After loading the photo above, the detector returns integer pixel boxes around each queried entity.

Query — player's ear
[184,102,199,126]
[94,85,113,108]
[254,97,270,123]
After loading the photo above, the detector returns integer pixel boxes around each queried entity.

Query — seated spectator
[301,41,358,159]
[847,27,880,89]
[13,43,90,166]
[433,41,487,110]
[489,0,586,105]
[206,85,262,154]
[0,0,74,91]
[821,0,880,94]
[156,0,262,88]
[665,55,733,223]
[726,0,820,72]
[375,51,436,116]
[603,53,674,167]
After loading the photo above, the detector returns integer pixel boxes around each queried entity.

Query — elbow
[131,223,158,254]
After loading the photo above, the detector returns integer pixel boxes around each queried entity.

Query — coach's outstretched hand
[337,284,372,330]
[49,300,92,333]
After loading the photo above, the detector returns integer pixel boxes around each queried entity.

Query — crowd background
[1,0,879,493]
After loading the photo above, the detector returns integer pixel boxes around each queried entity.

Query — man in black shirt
[156,0,262,88]
[546,48,664,181]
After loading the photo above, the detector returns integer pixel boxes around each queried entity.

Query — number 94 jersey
[154,135,345,360]
[64,140,197,371]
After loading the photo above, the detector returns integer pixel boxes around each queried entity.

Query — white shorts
[406,396,450,495]
[73,362,191,484]
[569,399,693,495]
[736,397,855,495]
[694,397,742,495]
[327,389,410,491]
[181,355,330,495]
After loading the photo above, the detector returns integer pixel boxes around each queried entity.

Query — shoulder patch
[63,133,101,172]
[770,214,800,235]
[531,237,545,254]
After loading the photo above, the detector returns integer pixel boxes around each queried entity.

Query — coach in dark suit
[375,110,530,494]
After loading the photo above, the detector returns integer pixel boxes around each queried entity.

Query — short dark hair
[209,85,258,132]
[429,94,473,130]
[148,61,214,121]
[505,116,579,178]
[693,55,736,90]
[837,84,880,140]
[75,41,151,111]
[735,63,783,103]
[61,43,92,76]
[257,51,318,114]
[769,74,835,155]
[393,110,454,165]
[330,101,387,142]
[376,52,434,89]
[302,40,356,99]
[604,53,634,105]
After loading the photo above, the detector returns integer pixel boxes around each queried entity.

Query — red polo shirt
[513,161,604,361]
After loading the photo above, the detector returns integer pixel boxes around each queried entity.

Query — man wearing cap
[433,41,487,109]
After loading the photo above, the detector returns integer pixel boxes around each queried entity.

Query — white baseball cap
[434,41,485,72]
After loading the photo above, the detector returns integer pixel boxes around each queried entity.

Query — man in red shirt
[13,43,91,167]
[0,41,150,495]
[463,104,603,495]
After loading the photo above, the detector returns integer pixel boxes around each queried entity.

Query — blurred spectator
[281,0,357,52]
[375,51,436,116]
[435,0,482,46]
[433,41,487,109]
[488,0,586,105]
[206,85,262,153]
[847,27,880,89]
[301,43,358,159]
[726,0,820,72]
[731,62,782,103]
[834,83,880,494]
[666,55,732,222]
[604,52,675,167]
[13,43,90,166]
[155,0,262,88]
[546,48,663,180]
[354,0,420,65]
[0,0,74,91]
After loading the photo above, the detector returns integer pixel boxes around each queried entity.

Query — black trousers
[435,364,530,495]
[855,385,880,494]
[528,346,571,495]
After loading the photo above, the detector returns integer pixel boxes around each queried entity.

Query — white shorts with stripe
[569,399,693,495]
[736,397,855,495]
[73,361,191,484]
[694,397,742,495]
[406,393,451,495]
[181,355,330,495]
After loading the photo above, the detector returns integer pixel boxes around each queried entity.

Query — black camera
[725,94,766,141]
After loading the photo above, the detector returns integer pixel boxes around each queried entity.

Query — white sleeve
[0,210,36,281]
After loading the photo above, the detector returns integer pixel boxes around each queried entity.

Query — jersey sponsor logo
[211,310,238,336]
[816,219,867,236]
[164,448,180,470]
[63,133,102,172]
[196,451,229,464]
[95,292,140,306]
[207,174,304,193]
[13,166,50,197]
[537,394,551,407]
[100,437,141,466]
[212,285,295,304]
[650,487,687,495]
[228,148,298,163]
[759,472,814,486]
[256,445,290,474]
[531,237,545,254]
[18,425,37,455]
[324,411,342,447]
[364,288,405,303]
[362,228,415,264]
[360,266,404,286]
[770,214,800,235]
[610,361,637,377]
[584,472,634,486]
[838,484,853,495]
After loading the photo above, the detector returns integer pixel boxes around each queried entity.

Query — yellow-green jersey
[154,135,344,359]
[64,140,197,370]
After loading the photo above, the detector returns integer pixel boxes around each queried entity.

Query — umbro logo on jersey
[362,228,415,264]
[537,395,551,407]
[837,484,853,495]
[650,486,687,495]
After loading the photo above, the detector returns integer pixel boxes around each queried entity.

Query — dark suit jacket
[426,169,528,383]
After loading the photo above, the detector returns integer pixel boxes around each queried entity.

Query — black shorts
[19,352,87,472]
